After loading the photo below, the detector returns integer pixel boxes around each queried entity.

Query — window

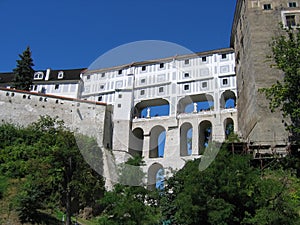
[221,54,227,59]
[87,75,90,80]
[159,63,164,69]
[58,71,64,79]
[118,94,122,98]
[34,72,44,80]
[184,84,190,90]
[141,78,146,84]
[55,84,59,90]
[263,4,272,10]
[34,85,37,91]
[222,79,228,86]
[118,70,122,75]
[159,87,164,93]
[100,85,104,90]
[98,96,103,101]
[202,56,207,62]
[140,90,145,95]
[142,66,146,71]
[202,82,208,88]
[101,73,105,77]
[184,59,189,65]
[118,104,121,108]
[289,2,297,7]
[184,73,190,78]
[286,15,296,27]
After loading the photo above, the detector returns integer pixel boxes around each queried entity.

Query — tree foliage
[160,144,300,225]
[261,28,300,141]
[13,46,34,91]
[0,116,105,224]
[98,156,160,225]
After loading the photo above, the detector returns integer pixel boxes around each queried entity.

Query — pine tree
[13,46,34,91]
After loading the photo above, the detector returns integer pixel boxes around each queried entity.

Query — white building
[31,68,85,98]
[81,48,237,188]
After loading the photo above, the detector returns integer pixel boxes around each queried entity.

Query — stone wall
[0,88,108,147]
[231,0,290,147]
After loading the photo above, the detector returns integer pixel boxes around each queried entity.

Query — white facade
[81,48,237,188]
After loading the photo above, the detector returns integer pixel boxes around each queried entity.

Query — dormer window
[33,72,44,80]
[58,71,64,79]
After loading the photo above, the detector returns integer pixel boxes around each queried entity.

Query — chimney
[45,68,51,81]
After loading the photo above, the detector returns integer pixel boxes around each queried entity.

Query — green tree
[261,28,300,141]
[160,144,300,225]
[0,116,105,224]
[13,46,34,91]
[98,156,160,225]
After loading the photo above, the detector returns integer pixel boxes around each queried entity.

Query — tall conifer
[13,46,34,90]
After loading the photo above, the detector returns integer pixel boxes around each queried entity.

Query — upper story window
[101,73,105,78]
[118,70,122,75]
[87,75,91,80]
[289,2,297,7]
[33,72,44,80]
[222,78,229,86]
[58,71,64,79]
[263,4,272,10]
[184,84,190,91]
[141,66,146,71]
[159,63,165,69]
[158,87,164,93]
[202,82,208,89]
[221,54,227,59]
[140,78,146,84]
[286,15,296,27]
[184,73,190,78]
[140,90,145,95]
[202,56,207,62]
[184,59,190,65]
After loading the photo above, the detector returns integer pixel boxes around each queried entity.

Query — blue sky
[0,0,236,72]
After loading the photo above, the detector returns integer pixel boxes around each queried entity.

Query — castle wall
[231,0,295,147]
[0,88,108,147]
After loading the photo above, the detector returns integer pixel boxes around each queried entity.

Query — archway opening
[220,90,236,109]
[133,98,170,118]
[177,94,214,114]
[199,120,212,154]
[224,118,234,139]
[148,163,164,190]
[129,128,144,157]
[180,123,193,156]
[149,126,166,158]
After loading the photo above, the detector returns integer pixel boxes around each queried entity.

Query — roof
[85,47,234,74]
[0,72,14,86]
[47,68,86,81]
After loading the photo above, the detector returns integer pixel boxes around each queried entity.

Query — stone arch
[220,90,236,109]
[149,125,166,158]
[147,163,164,190]
[133,98,170,119]
[180,122,193,156]
[224,118,234,139]
[128,127,144,157]
[198,120,212,154]
[177,94,214,114]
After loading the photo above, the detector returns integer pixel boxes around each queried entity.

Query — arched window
[199,120,212,154]
[220,90,236,109]
[148,163,164,190]
[129,128,144,157]
[180,123,193,156]
[149,126,166,158]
